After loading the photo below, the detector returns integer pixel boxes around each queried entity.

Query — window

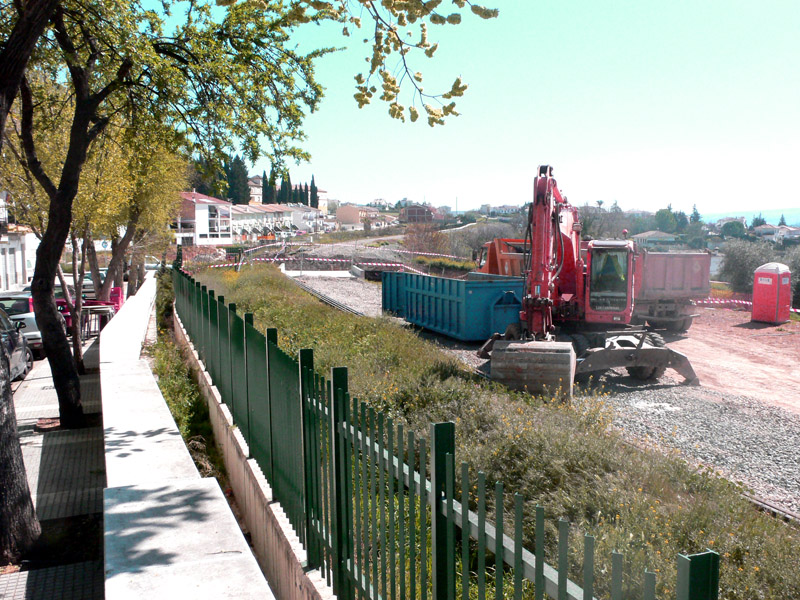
[589,249,629,311]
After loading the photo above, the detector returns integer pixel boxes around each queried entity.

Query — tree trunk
[0,354,41,563]
[98,214,139,301]
[0,0,57,150]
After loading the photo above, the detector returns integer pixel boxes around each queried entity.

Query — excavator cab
[584,241,634,324]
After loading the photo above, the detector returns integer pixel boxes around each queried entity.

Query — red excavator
[482,165,698,395]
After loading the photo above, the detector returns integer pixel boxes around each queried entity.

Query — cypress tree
[260,170,268,204]
[304,183,310,206]
[265,165,276,204]
[310,175,319,209]
[226,155,250,204]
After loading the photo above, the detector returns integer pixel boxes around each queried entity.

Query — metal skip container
[751,262,792,324]
[382,272,524,342]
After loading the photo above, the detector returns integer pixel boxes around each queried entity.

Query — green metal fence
[172,269,721,600]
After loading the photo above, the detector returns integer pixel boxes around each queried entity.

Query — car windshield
[0,298,31,315]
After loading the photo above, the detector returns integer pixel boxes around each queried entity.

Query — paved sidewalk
[0,342,105,600]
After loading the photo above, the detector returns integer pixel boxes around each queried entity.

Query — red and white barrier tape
[393,249,466,260]
[403,264,427,275]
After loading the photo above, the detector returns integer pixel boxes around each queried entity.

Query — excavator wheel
[626,332,667,380]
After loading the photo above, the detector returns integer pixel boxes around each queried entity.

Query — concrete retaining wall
[101,273,274,599]
[173,312,333,600]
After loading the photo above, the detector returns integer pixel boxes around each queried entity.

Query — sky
[247,1,800,216]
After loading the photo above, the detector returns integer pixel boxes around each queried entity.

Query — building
[337,204,379,225]
[398,204,434,223]
[248,176,263,205]
[0,193,39,290]
[753,224,779,238]
[175,192,233,246]
[285,204,324,234]
[631,230,678,248]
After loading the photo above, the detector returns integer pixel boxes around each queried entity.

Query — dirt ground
[663,307,800,414]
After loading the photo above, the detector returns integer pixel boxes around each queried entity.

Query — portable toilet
[751,263,792,324]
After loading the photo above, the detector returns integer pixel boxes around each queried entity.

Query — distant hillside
[702,208,800,227]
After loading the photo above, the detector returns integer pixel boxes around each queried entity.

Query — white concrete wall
[101,273,274,599]
[173,312,333,600]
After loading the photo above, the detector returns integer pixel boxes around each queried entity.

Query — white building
[248,176,263,204]
[176,192,233,246]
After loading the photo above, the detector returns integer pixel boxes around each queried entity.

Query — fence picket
[611,552,623,600]
[583,535,594,600]
[558,519,569,600]
[495,482,504,600]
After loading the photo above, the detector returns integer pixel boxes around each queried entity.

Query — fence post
[677,551,720,600]
[227,303,237,422]
[216,296,224,394]
[330,366,353,600]
[299,348,316,561]
[431,422,456,600]
[243,313,254,457]
[264,328,278,483]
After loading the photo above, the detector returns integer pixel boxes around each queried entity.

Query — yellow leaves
[424,43,438,58]
[470,5,499,19]
[409,106,419,122]
[442,76,468,99]
[446,13,462,24]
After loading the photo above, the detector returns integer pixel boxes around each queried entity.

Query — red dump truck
[476,238,711,332]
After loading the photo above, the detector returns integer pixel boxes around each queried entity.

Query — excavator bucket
[576,346,699,384]
[490,340,576,397]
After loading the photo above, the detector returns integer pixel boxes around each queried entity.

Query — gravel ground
[292,273,800,516]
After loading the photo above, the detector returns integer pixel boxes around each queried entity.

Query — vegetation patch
[315,225,405,244]
[412,255,476,273]
[153,271,225,480]
[195,265,800,599]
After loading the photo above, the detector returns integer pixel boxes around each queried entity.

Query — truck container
[382,272,524,341]
[633,251,711,330]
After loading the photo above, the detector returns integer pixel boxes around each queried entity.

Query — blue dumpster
[381,272,525,341]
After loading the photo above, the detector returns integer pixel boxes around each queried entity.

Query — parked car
[0,292,67,358]
[0,307,33,381]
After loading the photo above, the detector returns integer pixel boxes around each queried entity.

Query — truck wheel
[680,317,694,332]
[626,332,667,380]
[665,319,685,332]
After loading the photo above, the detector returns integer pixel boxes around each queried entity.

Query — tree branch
[18,77,58,200]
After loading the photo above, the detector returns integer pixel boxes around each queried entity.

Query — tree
[304,183,310,206]
[0,0,57,150]
[404,223,448,254]
[779,214,787,226]
[226,155,250,204]
[674,210,689,234]
[264,166,277,204]
[260,170,267,204]
[1,0,498,562]
[750,213,766,229]
[654,208,677,233]
[721,220,746,239]
[310,175,319,209]
[720,240,775,292]
[690,204,702,224]
[0,352,40,563]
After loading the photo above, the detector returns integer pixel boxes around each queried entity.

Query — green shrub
[155,271,175,333]
[719,240,775,292]
[412,255,476,272]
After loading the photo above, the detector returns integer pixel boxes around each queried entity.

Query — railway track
[291,274,800,526]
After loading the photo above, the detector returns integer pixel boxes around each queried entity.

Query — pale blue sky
[246,2,799,215]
